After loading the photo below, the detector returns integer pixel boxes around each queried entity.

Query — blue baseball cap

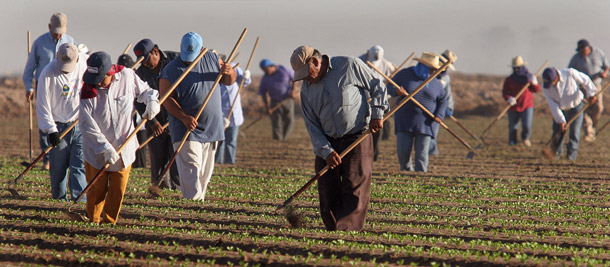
[180,32,203,62]
[259,59,275,70]
[542,67,558,89]
[83,51,112,85]
[134,39,155,62]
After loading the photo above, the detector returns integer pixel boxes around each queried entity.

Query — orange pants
[84,162,131,224]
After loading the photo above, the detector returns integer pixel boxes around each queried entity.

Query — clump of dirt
[284,206,306,228]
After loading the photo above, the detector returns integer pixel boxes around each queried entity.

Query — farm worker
[23,12,77,170]
[36,43,88,201]
[216,54,251,164]
[387,52,447,172]
[542,67,598,161]
[291,45,388,231]
[429,50,457,155]
[79,51,160,224]
[116,54,147,169]
[133,38,181,189]
[159,32,236,200]
[568,39,609,142]
[359,45,395,161]
[258,59,297,140]
[501,56,540,147]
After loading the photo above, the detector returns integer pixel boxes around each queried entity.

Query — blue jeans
[48,122,87,201]
[216,125,239,164]
[552,102,584,161]
[429,123,440,155]
[507,107,534,145]
[39,129,50,164]
[397,131,431,172]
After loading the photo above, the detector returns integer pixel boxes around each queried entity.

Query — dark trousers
[315,133,373,231]
[270,99,295,140]
[132,130,147,168]
[147,129,180,189]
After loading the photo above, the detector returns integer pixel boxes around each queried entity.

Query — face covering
[414,62,431,81]
[511,65,530,84]
[367,45,384,68]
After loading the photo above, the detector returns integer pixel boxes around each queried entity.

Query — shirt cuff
[316,147,334,160]
[27,88,34,92]
[47,126,58,134]
[371,108,385,119]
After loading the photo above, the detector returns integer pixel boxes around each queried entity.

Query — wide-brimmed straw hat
[413,52,442,70]
[510,56,527,67]
[439,50,457,71]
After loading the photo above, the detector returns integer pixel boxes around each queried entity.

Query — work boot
[523,139,531,147]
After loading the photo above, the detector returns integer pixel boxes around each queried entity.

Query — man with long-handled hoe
[36,43,88,201]
[291,45,388,231]
[80,51,160,224]
[541,67,598,161]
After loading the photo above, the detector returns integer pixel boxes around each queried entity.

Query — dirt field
[1,74,610,266]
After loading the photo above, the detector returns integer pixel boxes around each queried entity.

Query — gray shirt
[568,46,609,85]
[300,55,388,159]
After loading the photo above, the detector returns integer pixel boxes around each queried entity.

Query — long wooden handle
[15,120,79,184]
[389,52,415,78]
[27,30,32,161]
[122,43,132,55]
[279,59,452,209]
[597,119,610,135]
[545,81,610,146]
[479,60,549,138]
[369,62,476,153]
[137,122,169,150]
[155,29,248,187]
[72,48,210,204]
[449,115,480,142]
[227,36,260,120]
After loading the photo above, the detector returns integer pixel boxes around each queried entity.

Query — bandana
[414,62,431,82]
[81,64,125,99]
[510,66,530,85]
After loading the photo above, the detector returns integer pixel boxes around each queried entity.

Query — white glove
[529,75,538,86]
[243,70,251,81]
[223,117,231,129]
[507,96,517,106]
[143,100,160,120]
[103,147,120,165]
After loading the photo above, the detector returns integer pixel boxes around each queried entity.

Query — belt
[327,128,367,141]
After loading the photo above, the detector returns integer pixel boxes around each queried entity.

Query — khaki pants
[173,141,216,201]
[85,162,131,224]
[583,83,604,138]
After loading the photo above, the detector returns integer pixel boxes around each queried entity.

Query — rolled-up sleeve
[301,96,333,159]
[352,59,389,119]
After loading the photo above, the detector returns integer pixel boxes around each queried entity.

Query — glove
[243,70,251,81]
[507,96,517,106]
[143,100,160,120]
[48,132,60,147]
[444,109,453,118]
[223,117,231,129]
[103,147,120,165]
[529,75,539,86]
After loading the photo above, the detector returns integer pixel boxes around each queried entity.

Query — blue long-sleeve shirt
[23,32,76,92]
[300,55,388,159]
[387,67,447,137]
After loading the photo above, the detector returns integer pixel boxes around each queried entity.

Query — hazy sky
[2,0,609,77]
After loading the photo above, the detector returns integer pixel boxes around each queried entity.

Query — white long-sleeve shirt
[543,68,598,124]
[79,68,158,171]
[36,53,88,134]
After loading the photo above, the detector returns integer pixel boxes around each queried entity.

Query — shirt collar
[324,55,333,70]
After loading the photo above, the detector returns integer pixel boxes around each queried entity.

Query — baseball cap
[180,32,203,62]
[134,39,155,62]
[259,59,274,70]
[83,52,112,85]
[576,39,590,51]
[49,12,67,34]
[542,67,558,89]
[117,54,135,68]
[290,46,315,81]
[55,43,78,73]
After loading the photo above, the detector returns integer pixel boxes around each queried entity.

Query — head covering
[542,67,558,89]
[180,32,203,62]
[134,39,155,62]
[49,12,67,34]
[413,62,431,81]
[83,51,113,85]
[576,39,591,51]
[440,50,457,71]
[367,45,384,69]
[290,46,315,81]
[117,54,135,68]
[56,43,78,73]
[413,52,442,70]
[259,59,275,70]
[511,56,527,68]
[510,65,530,85]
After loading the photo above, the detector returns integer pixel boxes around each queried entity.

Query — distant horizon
[2,0,609,78]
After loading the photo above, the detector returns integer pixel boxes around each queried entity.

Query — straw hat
[439,49,457,71]
[413,52,442,70]
[510,56,527,67]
